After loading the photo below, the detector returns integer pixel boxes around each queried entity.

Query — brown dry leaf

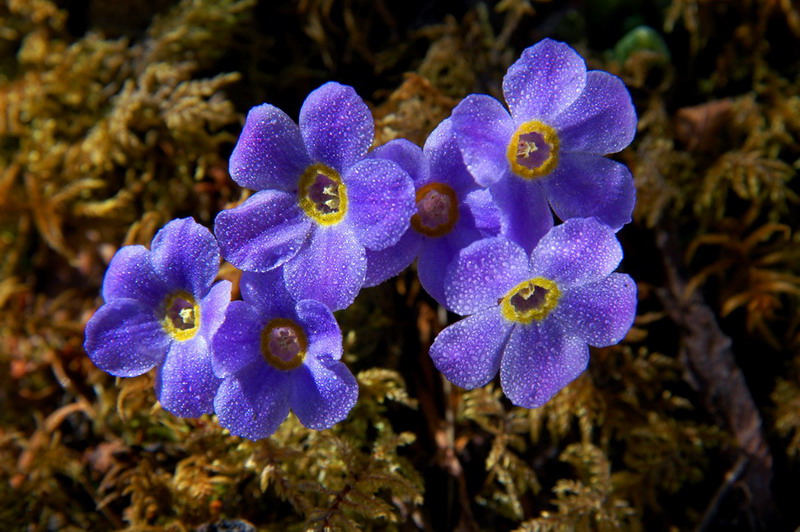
[373,73,458,147]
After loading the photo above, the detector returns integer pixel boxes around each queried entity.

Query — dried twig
[654,224,777,530]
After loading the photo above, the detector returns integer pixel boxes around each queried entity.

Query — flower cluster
[84,38,637,440]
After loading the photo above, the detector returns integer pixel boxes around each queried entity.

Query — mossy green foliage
[1,0,799,529]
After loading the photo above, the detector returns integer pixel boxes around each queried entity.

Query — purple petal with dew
[553,71,637,155]
[229,103,312,192]
[197,280,232,341]
[241,269,297,318]
[463,188,502,236]
[491,177,554,254]
[214,364,292,441]
[369,138,427,183]
[84,299,169,377]
[290,356,358,430]
[364,229,422,287]
[430,308,511,389]
[502,38,587,123]
[214,189,312,273]
[444,236,530,316]
[424,117,476,195]
[416,233,459,308]
[540,152,634,231]
[530,217,623,289]
[415,219,495,308]
[150,218,220,299]
[345,158,415,251]
[101,245,170,307]
[553,273,637,347]
[155,336,219,418]
[300,82,373,173]
[283,226,366,311]
[296,299,343,361]
[211,301,264,379]
[451,94,515,187]
[500,319,589,408]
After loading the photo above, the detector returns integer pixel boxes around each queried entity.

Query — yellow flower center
[260,318,307,371]
[500,277,561,324]
[298,163,348,225]
[506,120,560,180]
[161,290,200,341]
[410,182,459,238]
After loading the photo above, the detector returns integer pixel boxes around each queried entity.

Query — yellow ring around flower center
[298,163,348,225]
[500,277,561,324]
[410,182,459,238]
[161,290,200,341]
[506,120,560,180]
[260,317,307,371]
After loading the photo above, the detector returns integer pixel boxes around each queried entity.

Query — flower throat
[298,163,348,225]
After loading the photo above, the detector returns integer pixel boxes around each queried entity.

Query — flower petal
[101,245,170,307]
[418,217,493,306]
[429,308,511,389]
[554,273,637,347]
[229,103,312,191]
[451,94,515,187]
[290,356,358,430]
[417,234,459,307]
[553,71,637,155]
[530,218,623,289]
[150,218,220,299]
[540,153,635,231]
[444,236,530,316]
[84,299,169,377]
[370,138,426,182]
[462,189,503,236]
[500,320,589,408]
[211,301,263,379]
[300,82,373,172]
[424,117,476,194]
[502,38,587,123]
[155,336,219,417]
[214,190,312,272]
[241,269,297,318]
[345,158,415,251]
[283,226,366,311]
[491,177,554,254]
[214,364,291,440]
[198,280,232,341]
[296,299,343,361]
[364,230,422,287]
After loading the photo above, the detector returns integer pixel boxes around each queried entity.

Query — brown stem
[654,225,777,529]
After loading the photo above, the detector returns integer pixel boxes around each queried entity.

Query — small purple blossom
[429,217,636,408]
[451,38,637,252]
[84,218,231,417]
[212,269,358,440]
[364,118,506,305]
[215,82,415,311]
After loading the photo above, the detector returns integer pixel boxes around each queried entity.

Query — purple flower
[84,218,231,417]
[429,217,636,408]
[451,38,637,252]
[212,269,358,440]
[364,118,508,305]
[215,82,415,311]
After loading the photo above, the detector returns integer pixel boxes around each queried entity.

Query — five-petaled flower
[364,118,503,305]
[215,81,415,311]
[84,218,231,417]
[451,38,637,253]
[211,269,358,440]
[430,217,636,407]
